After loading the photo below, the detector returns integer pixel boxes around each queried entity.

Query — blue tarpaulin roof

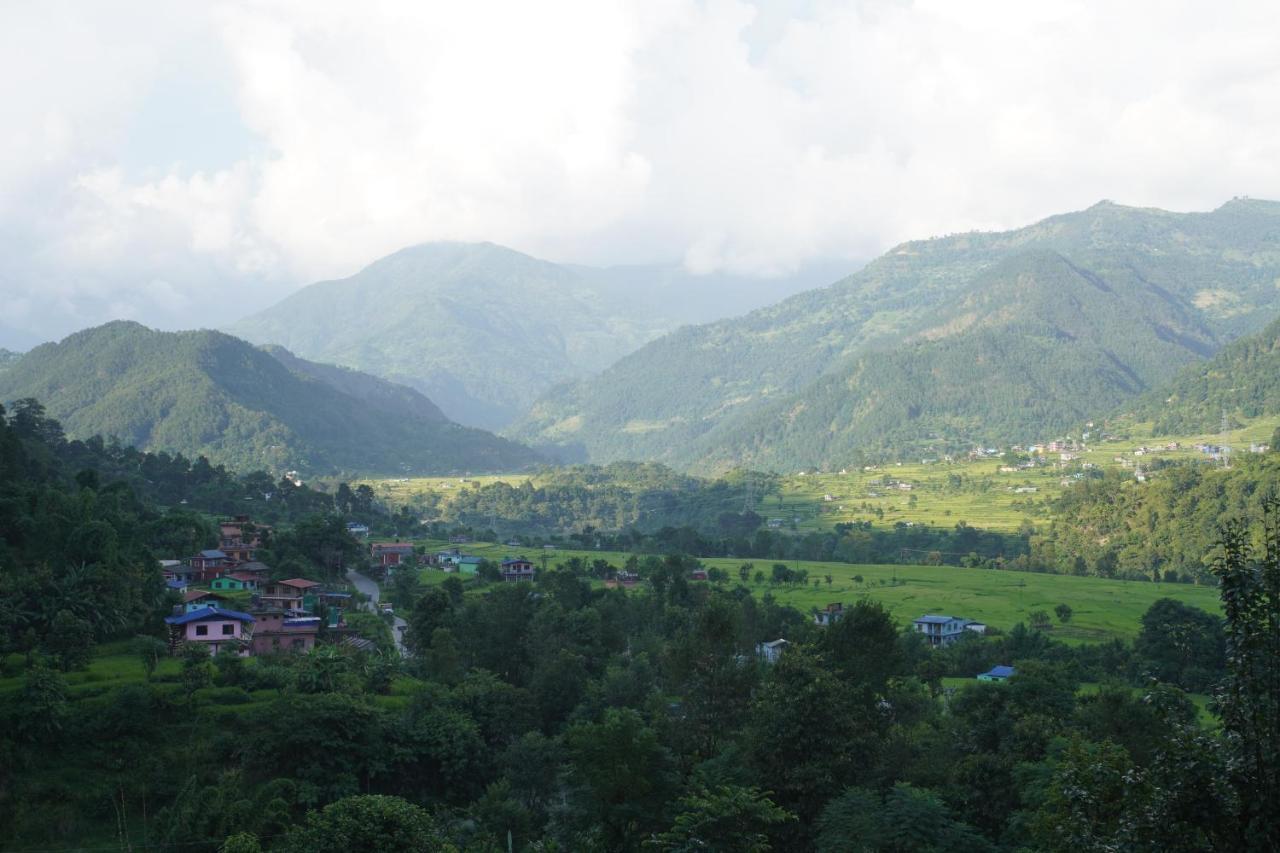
[981,665,1016,679]
[165,607,255,625]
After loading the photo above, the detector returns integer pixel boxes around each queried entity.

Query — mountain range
[229,242,837,429]
[0,321,540,476]
[509,199,1280,472]
[1126,312,1280,436]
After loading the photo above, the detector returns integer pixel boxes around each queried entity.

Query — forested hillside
[0,322,541,476]
[1127,314,1280,434]
[513,199,1280,470]
[0,348,20,373]
[231,242,835,429]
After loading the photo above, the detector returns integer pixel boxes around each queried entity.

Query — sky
[2,0,1279,349]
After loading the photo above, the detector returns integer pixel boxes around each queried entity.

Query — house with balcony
[259,578,321,612]
[501,556,535,582]
[250,609,321,655]
[912,614,973,647]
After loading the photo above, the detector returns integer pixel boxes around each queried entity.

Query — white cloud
[1,0,1280,346]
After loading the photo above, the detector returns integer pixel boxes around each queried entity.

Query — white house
[912,614,972,647]
[756,638,789,664]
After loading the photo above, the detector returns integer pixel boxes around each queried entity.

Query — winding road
[346,568,408,656]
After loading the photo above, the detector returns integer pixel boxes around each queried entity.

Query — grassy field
[417,538,1221,643]
[365,415,1280,536]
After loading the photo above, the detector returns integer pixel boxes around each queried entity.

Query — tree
[565,708,676,848]
[280,795,450,852]
[738,563,753,583]
[46,609,94,671]
[134,634,167,680]
[1054,603,1073,624]
[651,785,793,851]
[1028,610,1052,632]
[179,642,214,699]
[1134,598,1224,691]
[817,784,991,852]
[1212,509,1280,850]
[15,662,69,743]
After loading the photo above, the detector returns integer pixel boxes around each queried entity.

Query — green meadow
[417,538,1221,643]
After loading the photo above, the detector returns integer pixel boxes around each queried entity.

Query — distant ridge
[229,241,837,429]
[0,321,542,475]
[509,198,1280,471]
[1128,312,1280,435]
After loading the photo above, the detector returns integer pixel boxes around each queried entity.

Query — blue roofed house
[978,665,1016,682]
[164,607,255,656]
[912,614,972,647]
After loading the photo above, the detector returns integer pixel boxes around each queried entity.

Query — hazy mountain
[0,321,541,475]
[229,242,841,429]
[0,349,21,374]
[1126,313,1280,436]
[510,199,1280,471]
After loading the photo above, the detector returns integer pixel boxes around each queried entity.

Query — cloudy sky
[2,0,1279,349]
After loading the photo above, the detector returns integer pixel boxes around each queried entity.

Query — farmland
[415,538,1221,643]
[364,414,1280,537]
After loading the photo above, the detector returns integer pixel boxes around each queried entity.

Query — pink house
[164,607,255,656]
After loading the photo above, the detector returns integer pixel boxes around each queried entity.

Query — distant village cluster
[161,516,371,657]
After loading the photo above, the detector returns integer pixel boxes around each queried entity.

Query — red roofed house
[371,542,415,569]
[260,578,321,612]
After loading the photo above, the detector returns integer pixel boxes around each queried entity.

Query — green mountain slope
[1126,313,1280,435]
[511,199,1280,471]
[0,321,541,475]
[229,243,835,430]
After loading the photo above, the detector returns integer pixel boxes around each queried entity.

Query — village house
[912,614,973,647]
[164,607,255,656]
[259,578,321,612]
[814,602,845,626]
[501,556,536,582]
[346,522,370,538]
[218,516,264,563]
[183,589,228,613]
[210,576,250,592]
[165,578,189,593]
[756,638,789,664]
[250,609,321,655]
[689,568,709,581]
[370,541,415,569]
[604,570,639,589]
[977,665,1016,682]
[189,549,229,582]
[232,561,271,578]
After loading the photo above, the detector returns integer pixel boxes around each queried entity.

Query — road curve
[346,568,408,656]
